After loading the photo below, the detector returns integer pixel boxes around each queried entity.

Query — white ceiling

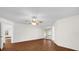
[0,7,79,27]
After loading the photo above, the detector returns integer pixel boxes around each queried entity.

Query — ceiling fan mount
[25,16,43,26]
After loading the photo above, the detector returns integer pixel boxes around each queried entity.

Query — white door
[0,23,3,49]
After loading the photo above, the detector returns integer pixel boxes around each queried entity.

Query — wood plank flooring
[2,39,76,51]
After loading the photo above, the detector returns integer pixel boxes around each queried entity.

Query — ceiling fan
[25,16,43,26]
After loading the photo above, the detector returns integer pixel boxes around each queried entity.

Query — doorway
[4,24,13,49]
[4,30,11,46]
[4,34,11,49]
[2,23,13,49]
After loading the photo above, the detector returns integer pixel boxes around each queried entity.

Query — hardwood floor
[2,39,76,51]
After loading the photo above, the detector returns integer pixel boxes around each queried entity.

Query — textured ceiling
[0,7,79,27]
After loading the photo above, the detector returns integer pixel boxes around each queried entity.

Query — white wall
[13,23,44,43]
[0,23,2,49]
[0,17,13,25]
[53,15,79,50]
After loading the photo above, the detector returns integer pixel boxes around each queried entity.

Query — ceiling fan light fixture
[32,19,36,22]
[31,16,38,26]
[32,22,37,25]
[25,16,43,26]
